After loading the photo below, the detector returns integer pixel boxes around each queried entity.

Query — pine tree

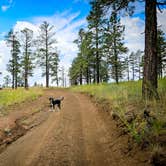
[50,52,60,86]
[100,0,166,99]
[129,51,141,81]
[124,56,130,81]
[3,75,11,87]
[60,66,66,87]
[87,0,105,83]
[82,31,94,84]
[69,56,78,85]
[21,28,34,89]
[103,4,128,83]
[135,50,143,80]
[17,73,24,87]
[74,29,85,85]
[6,29,20,89]
[157,28,166,78]
[73,29,95,85]
[100,59,109,82]
[129,52,135,81]
[36,21,58,87]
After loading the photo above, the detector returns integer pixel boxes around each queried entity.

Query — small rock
[110,111,120,120]
[4,128,11,134]
[124,111,136,123]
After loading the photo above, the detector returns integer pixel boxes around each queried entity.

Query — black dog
[49,97,64,110]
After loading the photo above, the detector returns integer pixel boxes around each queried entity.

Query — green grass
[71,79,166,145]
[72,81,141,103]
[71,79,166,102]
[0,88,43,109]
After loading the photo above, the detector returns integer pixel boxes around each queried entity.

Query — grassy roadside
[71,79,166,164]
[0,88,43,110]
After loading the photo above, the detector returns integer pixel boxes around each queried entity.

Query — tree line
[4,21,59,89]
[69,0,166,99]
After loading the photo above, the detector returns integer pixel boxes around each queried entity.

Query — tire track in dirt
[0,90,150,166]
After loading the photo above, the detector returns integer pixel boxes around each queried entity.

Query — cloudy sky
[0,0,166,86]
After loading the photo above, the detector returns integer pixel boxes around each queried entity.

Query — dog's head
[49,97,54,102]
[49,97,54,108]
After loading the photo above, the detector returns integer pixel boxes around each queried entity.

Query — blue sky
[0,0,90,33]
[0,0,91,86]
[0,0,166,86]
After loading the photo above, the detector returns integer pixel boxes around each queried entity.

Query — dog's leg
[50,104,53,112]
[53,104,55,112]
[58,104,61,110]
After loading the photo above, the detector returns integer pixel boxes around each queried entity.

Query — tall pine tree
[87,0,105,83]
[157,28,166,78]
[6,30,20,89]
[21,28,34,89]
[103,4,128,83]
[36,21,59,87]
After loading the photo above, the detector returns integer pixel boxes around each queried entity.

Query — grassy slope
[71,79,166,105]
[0,88,43,108]
[71,79,166,116]
[71,79,166,158]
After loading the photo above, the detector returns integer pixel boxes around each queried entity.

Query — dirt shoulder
[0,89,150,166]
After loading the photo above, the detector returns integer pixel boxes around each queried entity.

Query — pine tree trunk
[15,71,17,89]
[127,61,130,81]
[56,76,59,87]
[96,27,100,84]
[86,67,89,84]
[93,63,96,83]
[46,29,49,88]
[96,54,100,84]
[115,53,118,84]
[113,7,118,84]
[12,68,14,89]
[132,64,135,80]
[142,0,158,99]
[114,33,118,84]
[79,69,82,85]
[138,57,141,80]
[25,63,28,89]
[89,72,92,84]
[25,72,28,89]
[158,56,162,78]
[46,55,49,88]
[12,38,15,89]
[25,37,28,89]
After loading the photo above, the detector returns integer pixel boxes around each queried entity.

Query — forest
[69,0,166,100]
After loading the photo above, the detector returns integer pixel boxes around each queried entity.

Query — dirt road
[0,90,149,166]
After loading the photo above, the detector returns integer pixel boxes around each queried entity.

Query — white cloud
[14,21,39,33]
[120,9,166,55]
[0,11,86,86]
[121,16,145,53]
[1,0,13,12]
[1,5,10,12]
[0,40,10,85]
[0,32,7,39]
[157,9,166,33]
